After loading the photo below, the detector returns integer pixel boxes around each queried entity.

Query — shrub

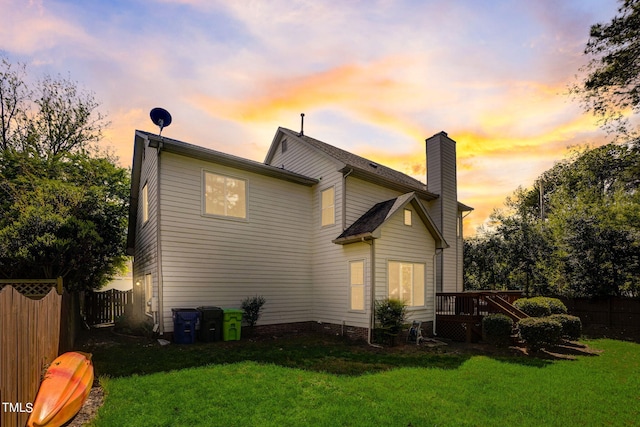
[514,298,551,317]
[241,295,266,328]
[114,313,154,337]
[542,297,568,315]
[514,297,567,317]
[375,298,407,335]
[549,314,582,340]
[518,317,562,351]
[482,314,514,347]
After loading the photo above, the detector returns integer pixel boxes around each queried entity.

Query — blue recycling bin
[172,308,200,344]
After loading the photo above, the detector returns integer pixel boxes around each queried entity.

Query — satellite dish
[150,107,172,136]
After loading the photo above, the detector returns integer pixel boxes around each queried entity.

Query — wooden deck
[436,291,525,342]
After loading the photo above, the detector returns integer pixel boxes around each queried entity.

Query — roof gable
[265,128,438,199]
[332,192,448,248]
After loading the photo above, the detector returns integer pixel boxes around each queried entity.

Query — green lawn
[85,336,639,427]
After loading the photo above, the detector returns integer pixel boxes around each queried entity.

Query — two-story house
[127,126,472,341]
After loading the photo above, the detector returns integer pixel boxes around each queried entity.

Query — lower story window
[350,260,365,311]
[144,273,152,314]
[388,261,425,307]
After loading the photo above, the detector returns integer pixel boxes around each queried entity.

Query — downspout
[342,168,353,230]
[433,248,443,336]
[364,238,382,347]
[156,143,165,335]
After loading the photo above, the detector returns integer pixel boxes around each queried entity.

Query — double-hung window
[321,187,335,226]
[350,260,365,311]
[204,171,247,219]
[388,261,425,307]
[142,183,149,223]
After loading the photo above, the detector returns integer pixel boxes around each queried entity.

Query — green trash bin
[223,308,243,341]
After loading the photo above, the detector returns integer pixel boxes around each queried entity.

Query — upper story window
[142,183,149,224]
[204,171,247,219]
[281,139,288,153]
[321,186,335,226]
[404,209,412,226]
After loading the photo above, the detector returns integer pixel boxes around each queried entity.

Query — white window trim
[349,259,366,312]
[387,260,426,308]
[144,273,153,316]
[404,208,412,226]
[141,183,149,224]
[320,186,335,227]
[202,169,249,221]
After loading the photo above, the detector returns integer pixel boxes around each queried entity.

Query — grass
[81,332,640,426]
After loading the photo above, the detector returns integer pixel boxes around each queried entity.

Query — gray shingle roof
[332,192,448,248]
[334,198,396,241]
[278,128,428,191]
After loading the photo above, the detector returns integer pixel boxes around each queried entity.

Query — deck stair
[436,291,528,342]
[481,293,529,322]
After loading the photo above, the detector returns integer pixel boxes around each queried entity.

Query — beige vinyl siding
[158,152,314,332]
[375,202,436,325]
[440,144,459,293]
[133,140,159,317]
[345,177,403,228]
[267,136,369,327]
[267,135,343,180]
[310,167,349,325]
[427,135,460,292]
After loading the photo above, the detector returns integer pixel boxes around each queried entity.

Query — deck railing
[436,291,524,316]
[435,291,524,342]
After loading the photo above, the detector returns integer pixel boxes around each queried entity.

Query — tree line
[465,0,640,298]
[0,57,129,292]
[464,141,640,297]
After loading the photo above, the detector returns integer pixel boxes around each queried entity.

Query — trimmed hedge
[518,317,562,351]
[482,313,513,347]
[549,314,582,340]
[514,297,568,317]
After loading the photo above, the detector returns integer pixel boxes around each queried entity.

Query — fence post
[56,276,64,295]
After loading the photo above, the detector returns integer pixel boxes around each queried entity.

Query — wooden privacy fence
[561,297,640,331]
[0,284,62,427]
[85,288,133,326]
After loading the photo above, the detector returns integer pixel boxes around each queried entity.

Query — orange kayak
[27,351,94,427]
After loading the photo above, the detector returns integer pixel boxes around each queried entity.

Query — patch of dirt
[65,383,104,427]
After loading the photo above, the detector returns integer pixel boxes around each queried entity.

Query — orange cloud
[189,56,428,138]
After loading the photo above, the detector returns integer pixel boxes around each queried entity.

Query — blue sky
[0,0,621,232]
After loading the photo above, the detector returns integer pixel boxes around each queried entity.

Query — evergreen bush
[518,317,562,351]
[374,298,407,345]
[514,297,567,317]
[241,295,266,328]
[542,297,568,315]
[482,313,514,347]
[549,314,582,340]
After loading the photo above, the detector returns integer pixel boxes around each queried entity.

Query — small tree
[241,296,266,329]
[374,298,407,345]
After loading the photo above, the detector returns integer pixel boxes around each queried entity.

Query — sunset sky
[0,0,620,233]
